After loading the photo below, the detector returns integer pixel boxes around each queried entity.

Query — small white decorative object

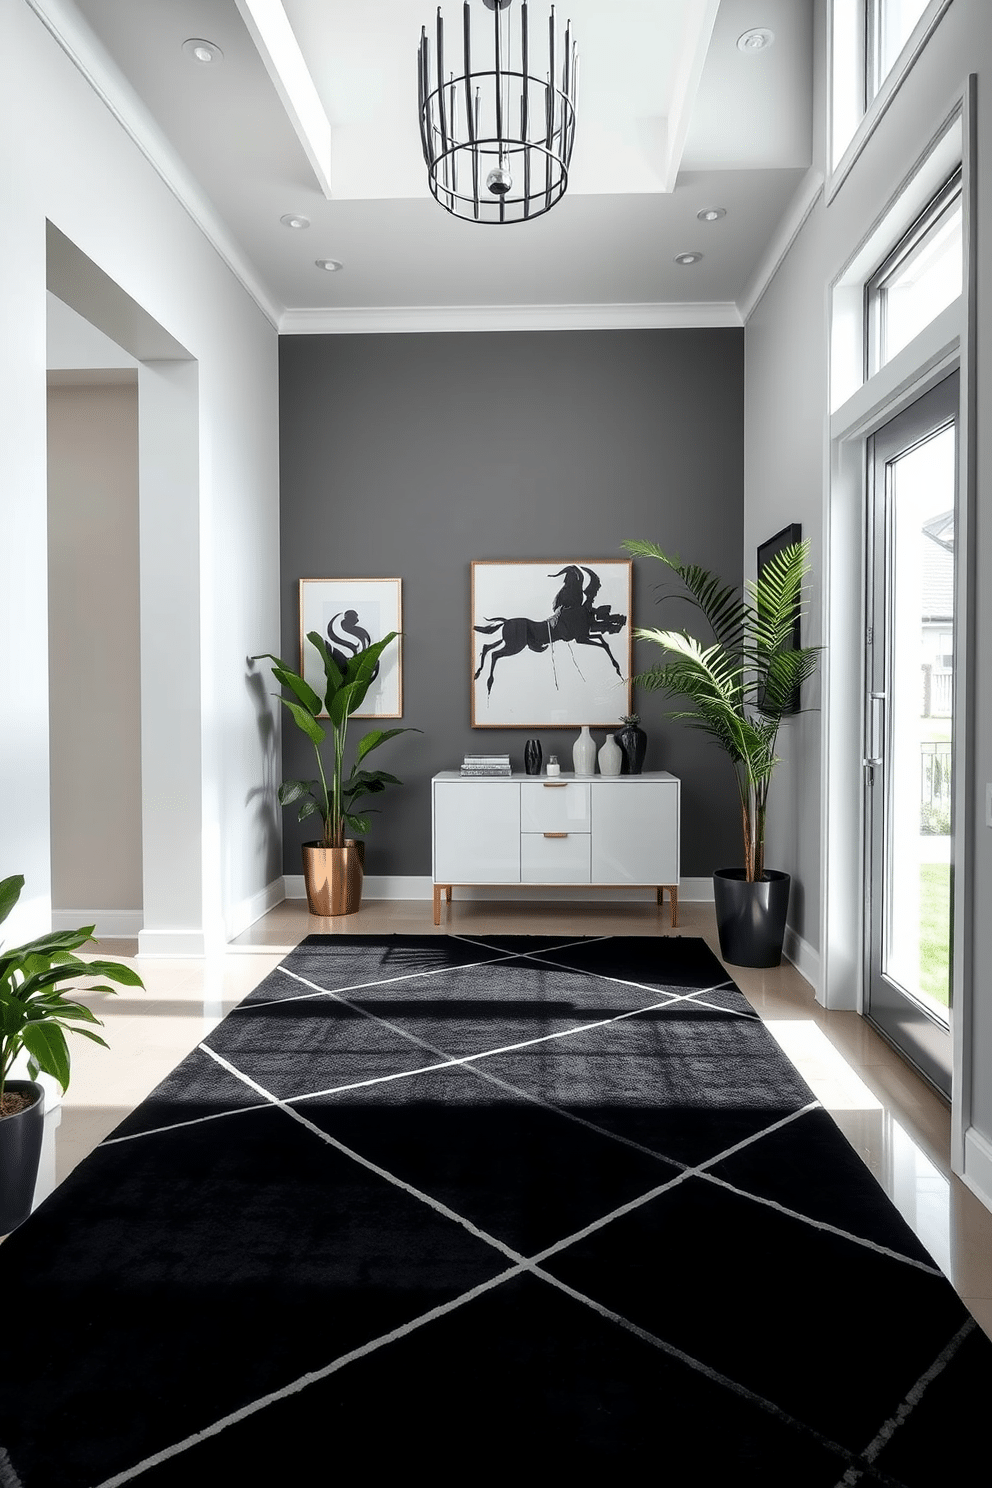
[572,724,596,776]
[598,734,622,777]
[546,755,561,776]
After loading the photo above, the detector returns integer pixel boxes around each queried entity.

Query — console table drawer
[521,832,591,883]
[520,780,590,833]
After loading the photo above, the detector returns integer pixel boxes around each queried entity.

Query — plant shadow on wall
[251,632,419,916]
[0,874,144,1233]
[244,667,282,885]
[622,538,820,968]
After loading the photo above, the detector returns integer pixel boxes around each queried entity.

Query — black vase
[0,1080,44,1234]
[614,722,647,775]
[523,738,543,776]
[712,868,791,967]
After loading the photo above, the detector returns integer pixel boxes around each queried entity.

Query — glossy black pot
[0,1080,44,1234]
[713,868,791,968]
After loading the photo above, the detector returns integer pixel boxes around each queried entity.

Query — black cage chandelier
[418,0,578,224]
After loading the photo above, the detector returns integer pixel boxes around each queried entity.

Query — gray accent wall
[278,328,744,877]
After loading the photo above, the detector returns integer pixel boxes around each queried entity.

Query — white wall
[0,0,282,948]
[47,380,142,920]
[743,0,992,1201]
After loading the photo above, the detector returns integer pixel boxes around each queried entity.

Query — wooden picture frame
[299,578,403,718]
[471,559,632,727]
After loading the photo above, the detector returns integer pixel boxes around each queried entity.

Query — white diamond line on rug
[834,1316,978,1486]
[242,944,526,1011]
[203,1017,931,1296]
[90,1262,531,1488]
[198,1043,527,1263]
[269,971,937,1275]
[454,935,751,1016]
[97,946,940,1281]
[531,1270,907,1486]
[87,1086,888,1488]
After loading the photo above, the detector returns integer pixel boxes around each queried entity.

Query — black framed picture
[756,523,802,715]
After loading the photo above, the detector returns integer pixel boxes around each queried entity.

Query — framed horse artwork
[299,577,403,718]
[471,559,632,727]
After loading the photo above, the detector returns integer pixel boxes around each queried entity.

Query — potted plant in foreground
[254,630,417,916]
[0,873,144,1233]
[622,537,820,966]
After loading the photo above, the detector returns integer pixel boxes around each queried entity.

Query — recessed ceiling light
[315,259,344,272]
[697,207,726,222]
[737,28,775,53]
[182,38,223,65]
[674,252,703,266]
[280,214,311,230]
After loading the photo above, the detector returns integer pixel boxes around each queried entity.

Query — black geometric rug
[1,935,990,1486]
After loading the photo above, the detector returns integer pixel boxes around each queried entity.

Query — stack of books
[460,753,512,776]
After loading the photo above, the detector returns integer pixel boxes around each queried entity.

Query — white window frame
[827,0,954,202]
[821,77,976,1180]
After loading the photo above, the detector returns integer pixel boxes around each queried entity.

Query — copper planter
[301,841,364,916]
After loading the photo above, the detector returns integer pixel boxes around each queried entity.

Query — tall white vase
[572,724,596,775]
[598,734,622,777]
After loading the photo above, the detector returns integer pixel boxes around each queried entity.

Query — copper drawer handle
[542,781,567,788]
[544,832,568,838]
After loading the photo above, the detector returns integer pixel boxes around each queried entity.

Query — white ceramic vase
[598,734,622,777]
[572,724,596,775]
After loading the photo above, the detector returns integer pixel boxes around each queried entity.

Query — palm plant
[0,874,143,1110]
[255,630,416,848]
[622,538,820,882]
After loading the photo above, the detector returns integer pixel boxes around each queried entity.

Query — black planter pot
[713,868,791,968]
[0,1080,45,1234]
[615,722,647,775]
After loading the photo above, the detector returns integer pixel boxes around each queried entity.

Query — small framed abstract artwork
[471,559,632,728]
[299,577,403,718]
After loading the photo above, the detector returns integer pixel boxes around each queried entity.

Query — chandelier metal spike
[418,0,579,224]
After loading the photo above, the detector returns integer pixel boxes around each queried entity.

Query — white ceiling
[60,0,814,326]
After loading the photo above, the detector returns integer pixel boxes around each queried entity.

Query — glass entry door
[865,372,958,1096]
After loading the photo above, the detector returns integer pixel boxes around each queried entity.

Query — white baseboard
[226,877,285,939]
[962,1126,992,1216]
[136,929,207,957]
[783,925,820,991]
[285,875,715,904]
[52,909,143,937]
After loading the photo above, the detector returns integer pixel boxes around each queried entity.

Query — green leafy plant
[622,538,820,882]
[0,874,144,1109]
[254,630,418,848]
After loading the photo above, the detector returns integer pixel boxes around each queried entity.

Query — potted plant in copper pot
[622,537,820,966]
[0,874,144,1233]
[254,631,418,915]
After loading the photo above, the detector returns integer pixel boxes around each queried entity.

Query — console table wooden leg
[445,885,452,903]
[433,884,442,926]
[658,885,679,927]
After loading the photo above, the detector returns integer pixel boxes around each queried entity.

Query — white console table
[431,770,680,926]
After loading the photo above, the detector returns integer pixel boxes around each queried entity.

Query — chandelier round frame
[418,0,579,225]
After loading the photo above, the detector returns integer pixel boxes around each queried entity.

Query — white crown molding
[25,0,282,331]
[738,167,825,324]
[279,301,744,335]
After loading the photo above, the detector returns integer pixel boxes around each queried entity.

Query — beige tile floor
[45,895,992,1339]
